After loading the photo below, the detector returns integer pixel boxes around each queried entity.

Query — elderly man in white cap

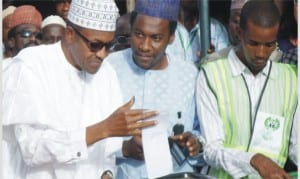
[2,0,158,179]
[41,15,66,44]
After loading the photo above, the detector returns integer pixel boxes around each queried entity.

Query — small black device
[169,111,189,166]
[173,112,184,135]
[168,138,189,166]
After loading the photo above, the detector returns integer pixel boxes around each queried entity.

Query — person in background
[196,1,297,178]
[280,0,298,65]
[106,0,203,178]
[41,15,66,44]
[200,0,248,65]
[109,13,131,52]
[54,0,71,21]
[2,0,157,178]
[275,0,297,54]
[2,5,16,58]
[200,0,282,66]
[7,5,43,57]
[3,5,42,71]
[166,0,230,65]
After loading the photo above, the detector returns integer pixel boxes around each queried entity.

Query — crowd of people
[2,0,298,179]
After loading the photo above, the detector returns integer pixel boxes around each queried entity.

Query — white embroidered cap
[67,0,119,31]
[3,5,16,19]
[42,15,66,29]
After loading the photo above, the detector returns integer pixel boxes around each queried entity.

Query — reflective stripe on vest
[202,59,297,179]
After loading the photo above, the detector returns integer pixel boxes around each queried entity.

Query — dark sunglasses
[115,35,131,44]
[15,30,43,40]
[72,26,113,52]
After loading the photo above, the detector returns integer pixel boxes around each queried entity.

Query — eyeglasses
[72,26,113,52]
[15,30,43,40]
[115,35,131,44]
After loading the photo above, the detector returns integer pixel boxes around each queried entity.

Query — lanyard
[177,29,197,60]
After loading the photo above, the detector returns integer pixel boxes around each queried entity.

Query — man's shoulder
[200,58,229,70]
[272,61,297,76]
[107,49,130,61]
[171,58,199,75]
[11,44,62,73]
[14,44,56,64]
[201,46,232,66]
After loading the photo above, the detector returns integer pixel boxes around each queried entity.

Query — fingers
[128,110,159,123]
[270,172,291,179]
[128,120,157,135]
[121,96,135,110]
[126,109,158,119]
[186,136,201,156]
[171,132,192,142]
[180,132,193,139]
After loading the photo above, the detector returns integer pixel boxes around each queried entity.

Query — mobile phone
[168,138,189,166]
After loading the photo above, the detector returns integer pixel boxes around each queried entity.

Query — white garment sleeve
[288,105,298,165]
[196,70,257,178]
[210,18,230,51]
[14,124,88,167]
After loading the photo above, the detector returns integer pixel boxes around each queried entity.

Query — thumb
[123,96,135,110]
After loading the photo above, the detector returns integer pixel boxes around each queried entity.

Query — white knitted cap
[67,0,119,31]
[231,0,249,10]
[3,5,16,19]
[42,15,66,28]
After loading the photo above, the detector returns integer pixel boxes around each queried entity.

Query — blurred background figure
[54,0,71,21]
[201,0,284,66]
[280,0,298,65]
[227,0,245,46]
[109,13,131,52]
[2,5,16,58]
[7,5,42,57]
[3,5,42,71]
[200,0,248,65]
[41,15,66,44]
[166,0,230,65]
[274,0,297,54]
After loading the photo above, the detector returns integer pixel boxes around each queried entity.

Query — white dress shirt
[196,49,298,178]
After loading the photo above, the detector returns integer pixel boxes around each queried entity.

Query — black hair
[277,0,298,40]
[130,11,177,35]
[240,0,281,31]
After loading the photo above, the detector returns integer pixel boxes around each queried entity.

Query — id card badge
[250,112,285,153]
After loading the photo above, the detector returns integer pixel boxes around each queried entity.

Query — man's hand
[86,97,158,145]
[170,132,202,157]
[250,153,291,179]
[122,135,144,160]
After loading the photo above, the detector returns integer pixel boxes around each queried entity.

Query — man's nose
[255,45,268,59]
[139,38,151,52]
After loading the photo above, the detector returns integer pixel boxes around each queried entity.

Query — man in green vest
[196,1,298,178]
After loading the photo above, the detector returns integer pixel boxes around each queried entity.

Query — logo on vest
[264,117,280,131]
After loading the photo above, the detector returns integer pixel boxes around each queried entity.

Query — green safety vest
[201,59,297,179]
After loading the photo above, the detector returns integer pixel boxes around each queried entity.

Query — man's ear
[237,26,243,40]
[64,26,76,43]
[168,33,175,45]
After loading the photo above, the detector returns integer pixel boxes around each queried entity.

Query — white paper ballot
[142,112,173,179]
